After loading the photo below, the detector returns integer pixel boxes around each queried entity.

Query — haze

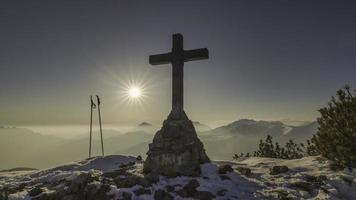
[1,1,355,126]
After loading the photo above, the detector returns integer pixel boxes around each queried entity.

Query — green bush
[312,85,356,168]
[234,135,306,160]
[305,139,319,156]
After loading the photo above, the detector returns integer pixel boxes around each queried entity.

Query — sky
[1,0,356,126]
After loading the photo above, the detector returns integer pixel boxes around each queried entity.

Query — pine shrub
[234,135,306,160]
[311,85,356,168]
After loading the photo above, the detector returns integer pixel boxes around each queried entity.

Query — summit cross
[149,33,209,119]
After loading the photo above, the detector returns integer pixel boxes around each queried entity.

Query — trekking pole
[89,96,95,158]
[96,95,105,156]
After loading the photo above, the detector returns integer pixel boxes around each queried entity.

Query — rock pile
[144,112,210,176]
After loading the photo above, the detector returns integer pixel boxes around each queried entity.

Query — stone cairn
[143,111,209,176]
[144,33,210,176]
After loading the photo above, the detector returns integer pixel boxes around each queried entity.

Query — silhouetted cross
[149,33,209,119]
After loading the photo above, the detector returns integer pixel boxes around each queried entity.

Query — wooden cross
[149,33,209,119]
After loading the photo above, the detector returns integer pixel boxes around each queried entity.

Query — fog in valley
[0,119,317,170]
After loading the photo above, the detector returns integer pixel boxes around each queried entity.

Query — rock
[318,175,327,182]
[119,161,136,168]
[18,183,27,191]
[70,182,111,200]
[165,185,175,192]
[177,179,200,198]
[68,172,100,194]
[218,164,233,174]
[143,114,210,177]
[62,194,77,200]
[185,179,200,188]
[220,175,231,180]
[107,193,116,200]
[154,189,173,200]
[85,183,99,199]
[2,185,18,195]
[177,180,215,200]
[236,166,252,176]
[144,173,159,184]
[114,174,150,188]
[327,188,338,195]
[133,188,151,196]
[29,187,44,197]
[289,181,314,194]
[195,191,215,200]
[32,192,56,200]
[339,175,353,185]
[217,189,227,196]
[277,192,293,200]
[121,192,132,200]
[173,184,182,188]
[101,177,115,185]
[305,174,327,186]
[270,165,289,175]
[136,155,143,161]
[102,168,128,178]
[97,184,111,198]
[69,175,86,193]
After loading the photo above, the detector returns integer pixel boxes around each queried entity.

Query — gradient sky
[1,0,356,125]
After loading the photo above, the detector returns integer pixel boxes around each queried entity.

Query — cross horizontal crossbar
[149,48,209,65]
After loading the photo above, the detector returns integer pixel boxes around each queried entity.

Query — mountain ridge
[0,119,318,169]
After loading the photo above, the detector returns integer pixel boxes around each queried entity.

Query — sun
[108,69,156,108]
[128,87,141,98]
[116,81,149,107]
[121,84,146,105]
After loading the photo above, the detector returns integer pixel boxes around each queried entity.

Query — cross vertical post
[149,33,209,120]
[171,34,184,118]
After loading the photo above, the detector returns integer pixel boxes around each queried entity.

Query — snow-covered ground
[227,156,356,199]
[0,155,355,200]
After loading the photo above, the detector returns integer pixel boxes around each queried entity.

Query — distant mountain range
[138,122,152,127]
[204,119,317,138]
[193,121,211,132]
[0,128,152,170]
[0,128,67,169]
[0,125,16,129]
[116,119,318,161]
[200,119,318,160]
[0,119,318,169]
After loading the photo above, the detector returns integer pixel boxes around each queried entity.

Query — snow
[199,163,262,199]
[48,155,136,172]
[230,156,356,199]
[282,126,293,135]
[0,155,355,200]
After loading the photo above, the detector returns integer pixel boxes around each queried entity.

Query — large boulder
[177,179,215,200]
[218,164,234,174]
[143,112,210,176]
[270,165,289,175]
[154,189,173,200]
[28,187,44,197]
[236,167,252,177]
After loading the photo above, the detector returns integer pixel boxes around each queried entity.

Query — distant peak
[0,125,16,129]
[138,122,152,127]
[229,119,285,128]
[193,121,202,125]
[228,119,257,127]
[233,119,256,125]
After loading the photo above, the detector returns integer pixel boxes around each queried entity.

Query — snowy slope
[0,155,355,200]
[225,156,356,199]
